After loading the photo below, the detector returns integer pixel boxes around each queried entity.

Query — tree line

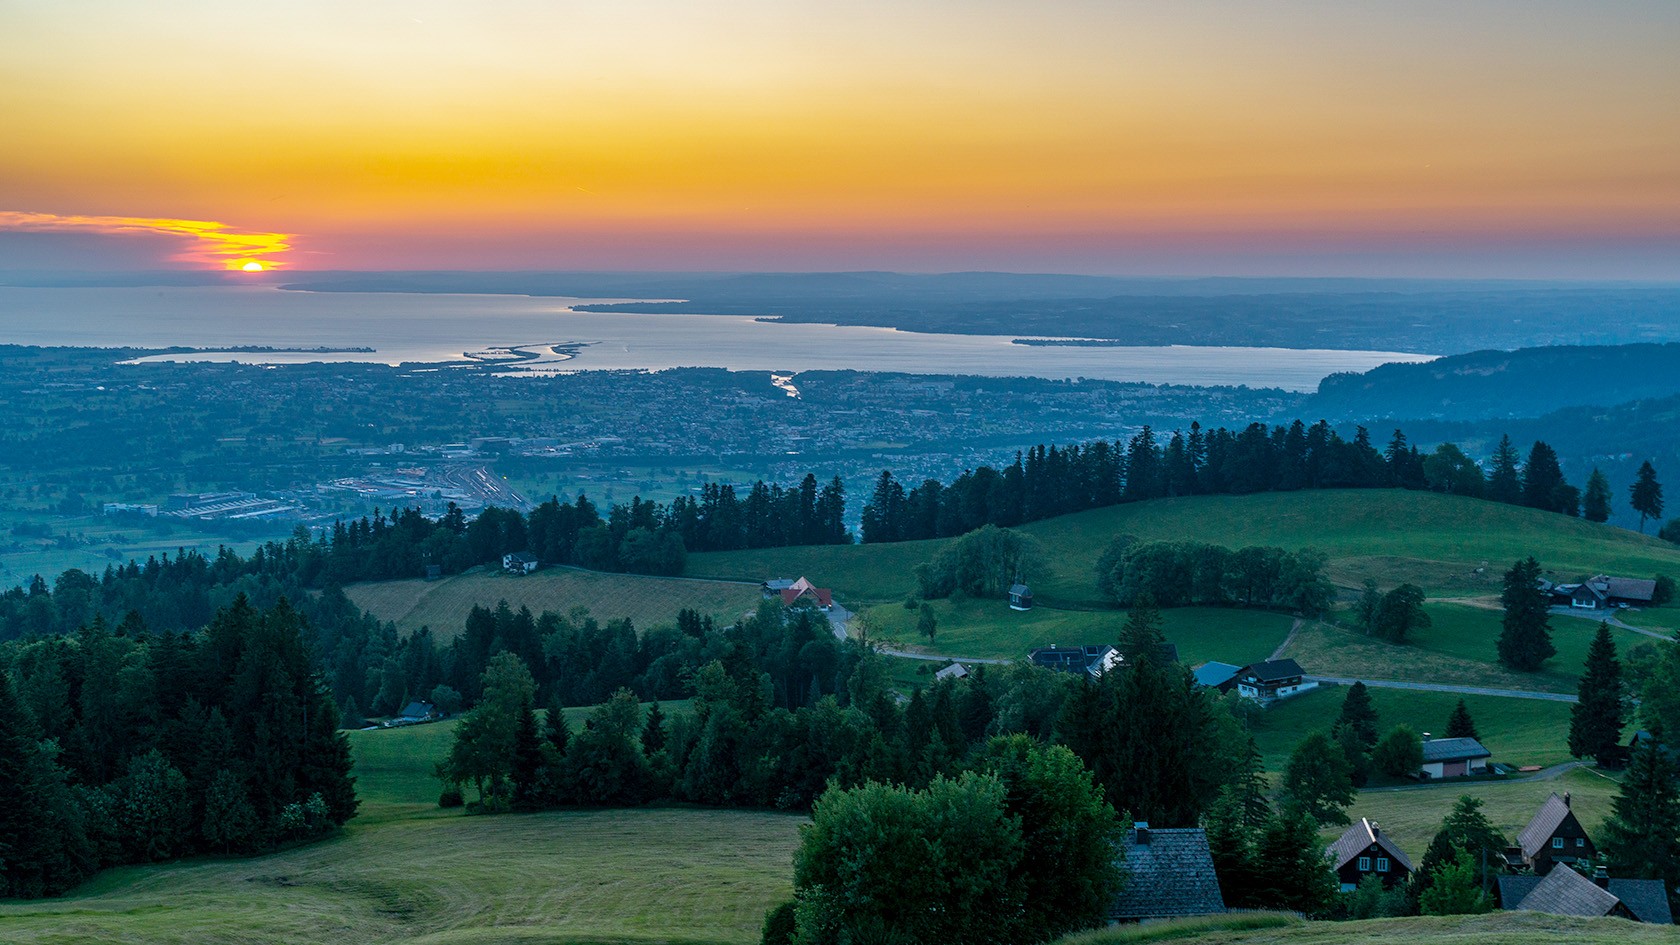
[862,421,1636,544]
[0,597,355,898]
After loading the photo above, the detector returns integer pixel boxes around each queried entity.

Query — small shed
[1008,584,1034,611]
[1419,735,1491,779]
[934,662,969,681]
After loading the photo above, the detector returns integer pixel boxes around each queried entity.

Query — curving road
[825,601,1013,665]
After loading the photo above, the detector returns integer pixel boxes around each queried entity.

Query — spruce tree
[1355,580,1382,634]
[642,701,668,755]
[1413,794,1507,906]
[1334,681,1380,750]
[1568,622,1627,765]
[1117,593,1168,666]
[1632,461,1665,533]
[1520,441,1567,512]
[510,696,546,810]
[1251,805,1338,916]
[1487,435,1522,505]
[1445,699,1478,740]
[1600,738,1680,897]
[545,693,571,755]
[1583,468,1613,523]
[1497,557,1556,672]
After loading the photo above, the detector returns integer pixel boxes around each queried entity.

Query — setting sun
[241,261,264,272]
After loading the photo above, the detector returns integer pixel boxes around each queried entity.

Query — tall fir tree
[642,700,668,755]
[1497,557,1556,672]
[1333,681,1380,750]
[1600,738,1680,901]
[1487,435,1523,505]
[1583,468,1613,523]
[1412,794,1506,907]
[1568,622,1627,765]
[1116,593,1169,666]
[1632,460,1665,533]
[1445,699,1479,740]
[1520,441,1568,512]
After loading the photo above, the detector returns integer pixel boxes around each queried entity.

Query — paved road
[1442,596,1671,641]
[1306,675,1577,703]
[825,602,1013,665]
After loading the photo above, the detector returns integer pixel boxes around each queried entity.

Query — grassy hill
[347,566,764,639]
[688,490,1680,606]
[0,720,800,945]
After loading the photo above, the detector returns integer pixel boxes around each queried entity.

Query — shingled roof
[1511,862,1621,917]
[1328,818,1414,873]
[1604,576,1658,603]
[1241,659,1303,682]
[1109,826,1226,921]
[1610,879,1674,924]
[1420,737,1491,763]
[1518,793,1576,859]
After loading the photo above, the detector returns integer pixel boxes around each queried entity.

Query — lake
[0,285,1432,390]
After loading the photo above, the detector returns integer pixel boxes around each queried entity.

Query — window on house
[1358,856,1371,871]
[1377,857,1389,872]
[1553,838,1564,849]
[1576,838,1585,848]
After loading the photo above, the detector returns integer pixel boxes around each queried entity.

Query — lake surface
[0,285,1433,390]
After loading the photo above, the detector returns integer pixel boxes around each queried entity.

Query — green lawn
[1249,684,1575,773]
[687,539,933,607]
[1619,604,1680,635]
[858,599,1292,666]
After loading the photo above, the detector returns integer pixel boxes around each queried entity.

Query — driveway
[1305,675,1577,703]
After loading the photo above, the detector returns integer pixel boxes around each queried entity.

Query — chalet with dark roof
[1418,735,1491,779]
[1329,818,1414,892]
[1234,659,1312,703]
[1498,865,1671,923]
[1549,575,1658,611]
[1511,792,1595,875]
[1108,824,1226,922]
[502,551,540,575]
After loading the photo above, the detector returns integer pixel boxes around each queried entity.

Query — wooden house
[1329,818,1414,892]
[1511,792,1595,875]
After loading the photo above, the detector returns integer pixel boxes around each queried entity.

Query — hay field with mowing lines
[348,567,764,639]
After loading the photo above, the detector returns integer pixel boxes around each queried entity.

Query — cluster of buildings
[1330,794,1671,924]
[1108,793,1671,925]
[1543,574,1658,611]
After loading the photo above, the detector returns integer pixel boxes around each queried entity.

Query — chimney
[1135,822,1151,845]
[1371,823,1380,837]
[1593,865,1610,889]
[1564,792,1572,809]
[1422,732,1432,742]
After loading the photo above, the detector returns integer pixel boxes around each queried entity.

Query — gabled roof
[1109,827,1226,920]
[1420,737,1491,763]
[399,701,434,718]
[1513,863,1621,917]
[505,551,538,564]
[1604,576,1658,602]
[789,576,816,593]
[1240,659,1303,682]
[782,586,833,608]
[1519,793,1579,859]
[1328,818,1414,873]
[1609,879,1674,924]
[934,662,968,681]
[1009,583,1031,596]
[1192,662,1242,688]
[1497,874,1542,908]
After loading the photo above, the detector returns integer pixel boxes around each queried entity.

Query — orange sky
[1,1,1677,276]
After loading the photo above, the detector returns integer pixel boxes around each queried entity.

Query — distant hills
[1310,343,1680,422]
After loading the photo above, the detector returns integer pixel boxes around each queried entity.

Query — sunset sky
[2,1,1677,277]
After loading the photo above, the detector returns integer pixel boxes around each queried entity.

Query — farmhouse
[1107,824,1226,922]
[1547,575,1658,610]
[934,662,969,681]
[1030,644,1121,678]
[1497,866,1672,924]
[1008,583,1034,611]
[1234,659,1312,703]
[1511,792,1595,875]
[1418,735,1491,779]
[502,551,540,575]
[1329,818,1413,892]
